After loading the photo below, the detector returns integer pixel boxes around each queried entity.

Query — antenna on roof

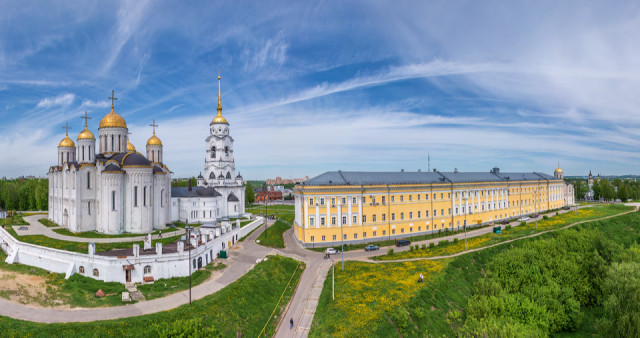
[428,154,430,172]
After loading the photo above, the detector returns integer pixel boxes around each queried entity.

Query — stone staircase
[125,282,145,301]
[294,260,332,337]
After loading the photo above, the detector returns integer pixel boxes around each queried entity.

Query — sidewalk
[12,215,185,243]
[0,221,272,323]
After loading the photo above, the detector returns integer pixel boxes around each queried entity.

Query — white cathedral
[48,93,172,234]
[48,76,245,234]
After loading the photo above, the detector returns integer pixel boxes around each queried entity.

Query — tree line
[571,178,640,201]
[0,179,48,211]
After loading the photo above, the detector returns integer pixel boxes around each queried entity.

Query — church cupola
[77,112,96,164]
[98,90,129,155]
[210,74,229,131]
[203,73,236,186]
[146,120,163,163]
[554,163,564,180]
[58,122,76,165]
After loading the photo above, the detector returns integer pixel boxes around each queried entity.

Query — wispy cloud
[36,93,75,108]
[80,99,110,109]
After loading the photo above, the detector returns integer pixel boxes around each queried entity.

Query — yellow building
[293,167,567,246]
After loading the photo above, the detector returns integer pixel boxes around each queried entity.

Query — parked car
[364,244,379,251]
[517,217,530,222]
[325,248,338,255]
[564,206,571,210]
[532,214,540,218]
[395,239,411,247]
[501,220,509,225]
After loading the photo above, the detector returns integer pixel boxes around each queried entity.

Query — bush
[414,245,419,250]
[438,240,448,246]
[410,246,414,251]
[421,244,426,250]
[453,238,459,243]
[520,221,526,226]
[429,242,435,248]
[387,248,394,255]
[153,318,221,337]
[543,215,549,220]
[506,225,511,230]
[556,212,559,216]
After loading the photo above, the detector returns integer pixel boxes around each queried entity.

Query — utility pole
[186,224,193,305]
[463,197,468,250]
[332,260,335,301]
[340,205,344,270]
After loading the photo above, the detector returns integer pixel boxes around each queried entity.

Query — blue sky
[1,1,640,179]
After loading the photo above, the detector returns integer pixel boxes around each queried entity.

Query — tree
[574,180,587,201]
[598,262,640,337]
[245,184,255,205]
[592,180,601,200]
[618,183,630,202]
[600,180,616,201]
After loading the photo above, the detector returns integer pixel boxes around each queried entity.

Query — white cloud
[80,99,110,109]
[36,93,75,108]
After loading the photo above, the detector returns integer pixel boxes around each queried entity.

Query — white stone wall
[98,128,128,154]
[0,218,263,283]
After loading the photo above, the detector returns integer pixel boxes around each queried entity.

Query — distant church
[170,74,245,223]
[48,93,172,234]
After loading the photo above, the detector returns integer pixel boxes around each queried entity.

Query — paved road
[273,203,638,337]
[0,220,272,323]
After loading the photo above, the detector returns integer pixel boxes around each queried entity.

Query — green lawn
[38,218,59,227]
[0,255,304,337]
[52,227,178,238]
[137,262,227,300]
[5,227,182,254]
[311,207,640,337]
[0,250,129,308]
[246,204,295,219]
[255,219,290,248]
[373,204,633,261]
[1,215,28,226]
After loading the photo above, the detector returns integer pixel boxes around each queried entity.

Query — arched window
[143,186,147,206]
[88,201,91,215]
[161,189,165,207]
[144,265,151,274]
[211,147,216,158]
[226,172,231,179]
[112,191,116,211]
[192,259,196,269]
[82,145,85,161]
[134,186,138,207]
[209,172,215,179]
[88,145,91,159]
[224,146,229,156]
[79,266,85,274]
[118,135,121,152]
[87,172,91,189]
[93,269,99,277]
[111,135,114,151]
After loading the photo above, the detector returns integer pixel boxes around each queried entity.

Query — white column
[326,196,330,227]
[315,202,319,228]
[303,197,308,229]
[358,196,362,226]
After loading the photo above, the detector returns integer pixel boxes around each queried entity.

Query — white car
[325,248,338,255]
[517,217,530,222]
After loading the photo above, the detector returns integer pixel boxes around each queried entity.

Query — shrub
[520,221,526,226]
[410,246,414,251]
[387,248,394,255]
[453,238,459,243]
[556,212,559,216]
[543,215,549,220]
[506,225,511,230]
[414,245,419,251]
[429,242,435,248]
[421,244,426,250]
[438,240,448,246]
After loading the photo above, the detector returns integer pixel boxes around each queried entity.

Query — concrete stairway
[293,260,332,337]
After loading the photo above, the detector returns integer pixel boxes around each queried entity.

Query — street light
[339,205,344,270]
[185,224,193,305]
[463,197,468,251]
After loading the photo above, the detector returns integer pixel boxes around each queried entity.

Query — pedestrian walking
[290,318,294,329]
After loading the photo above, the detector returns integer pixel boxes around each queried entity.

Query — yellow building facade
[293,168,567,246]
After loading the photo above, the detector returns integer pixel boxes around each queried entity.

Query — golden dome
[58,136,75,148]
[99,108,127,129]
[555,167,563,173]
[127,139,136,152]
[210,74,229,125]
[147,132,163,146]
[77,127,95,140]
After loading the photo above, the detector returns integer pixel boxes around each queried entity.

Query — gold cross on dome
[80,111,92,127]
[150,120,158,134]
[61,122,72,136]
[108,90,118,108]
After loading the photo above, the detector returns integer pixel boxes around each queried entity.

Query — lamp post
[340,204,344,270]
[463,197,468,251]
[185,224,193,305]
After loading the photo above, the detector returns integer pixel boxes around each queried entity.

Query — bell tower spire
[210,70,229,125]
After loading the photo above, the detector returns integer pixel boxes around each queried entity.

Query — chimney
[433,169,437,172]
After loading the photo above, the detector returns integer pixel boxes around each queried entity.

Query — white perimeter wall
[0,218,263,284]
